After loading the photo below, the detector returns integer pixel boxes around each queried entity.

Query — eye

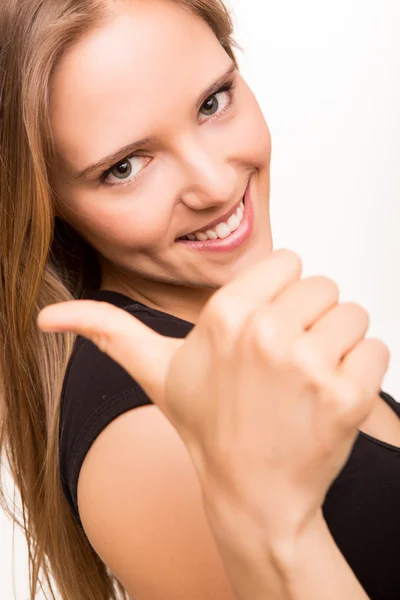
[102,155,150,186]
[199,83,234,122]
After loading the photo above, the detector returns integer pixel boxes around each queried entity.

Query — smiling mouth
[176,190,247,242]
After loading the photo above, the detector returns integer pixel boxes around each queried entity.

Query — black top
[59,289,400,599]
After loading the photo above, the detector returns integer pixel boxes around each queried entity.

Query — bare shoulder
[77,405,236,600]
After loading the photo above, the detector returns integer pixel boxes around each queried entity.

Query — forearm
[277,511,369,600]
[203,490,369,600]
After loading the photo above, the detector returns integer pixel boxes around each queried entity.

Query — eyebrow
[72,62,238,181]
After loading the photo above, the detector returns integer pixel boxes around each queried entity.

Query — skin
[49,0,400,447]
[40,1,400,598]
[50,0,273,325]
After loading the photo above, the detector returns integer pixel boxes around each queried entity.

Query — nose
[177,137,238,211]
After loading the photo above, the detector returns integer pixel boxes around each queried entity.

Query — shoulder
[77,404,236,599]
[71,296,235,598]
[61,300,193,426]
[59,300,193,524]
[59,332,151,522]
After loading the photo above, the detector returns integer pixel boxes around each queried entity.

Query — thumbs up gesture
[38,248,389,541]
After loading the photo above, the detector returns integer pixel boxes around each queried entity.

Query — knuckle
[277,248,303,276]
[204,293,226,324]
[248,311,285,360]
[362,337,391,375]
[337,378,362,405]
[205,294,241,340]
[90,302,119,352]
[92,332,108,354]
[331,378,367,424]
[370,338,391,363]
[291,335,327,378]
[312,275,340,300]
[96,300,116,319]
[206,290,229,320]
[96,302,120,334]
[344,302,370,326]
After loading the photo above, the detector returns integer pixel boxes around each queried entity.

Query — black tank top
[59,289,400,600]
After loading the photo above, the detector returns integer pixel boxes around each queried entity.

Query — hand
[37,249,389,541]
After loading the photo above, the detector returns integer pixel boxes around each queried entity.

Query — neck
[100,270,216,325]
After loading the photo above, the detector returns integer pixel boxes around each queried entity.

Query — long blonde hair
[0,0,238,598]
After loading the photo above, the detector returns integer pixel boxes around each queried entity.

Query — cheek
[101,211,170,250]
[61,190,173,252]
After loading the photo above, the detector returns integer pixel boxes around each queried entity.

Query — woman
[0,0,399,598]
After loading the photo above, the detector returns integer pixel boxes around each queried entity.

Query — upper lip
[177,187,247,239]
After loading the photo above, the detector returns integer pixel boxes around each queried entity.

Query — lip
[176,193,246,240]
[175,178,254,252]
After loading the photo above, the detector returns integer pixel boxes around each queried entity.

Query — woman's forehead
[50,0,230,173]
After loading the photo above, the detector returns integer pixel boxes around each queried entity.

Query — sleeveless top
[59,289,400,599]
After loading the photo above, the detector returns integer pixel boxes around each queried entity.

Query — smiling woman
[0,1,400,600]
[49,1,272,319]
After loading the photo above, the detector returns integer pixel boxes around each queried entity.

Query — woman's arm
[38,250,388,600]
[203,494,369,600]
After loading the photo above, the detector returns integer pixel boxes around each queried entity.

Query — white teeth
[227,213,240,232]
[215,222,232,239]
[181,199,245,242]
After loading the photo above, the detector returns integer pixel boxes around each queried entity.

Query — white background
[1,0,399,597]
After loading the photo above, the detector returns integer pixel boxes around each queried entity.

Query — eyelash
[100,80,237,188]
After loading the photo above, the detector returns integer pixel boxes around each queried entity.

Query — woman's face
[50,0,272,318]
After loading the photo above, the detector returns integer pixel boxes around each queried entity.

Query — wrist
[269,510,328,577]
[201,474,323,559]
[201,480,368,600]
[201,486,333,600]
[273,511,369,600]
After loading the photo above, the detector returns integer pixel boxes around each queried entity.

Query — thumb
[37,300,184,410]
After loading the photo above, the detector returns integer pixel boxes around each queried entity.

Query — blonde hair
[0,0,238,598]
